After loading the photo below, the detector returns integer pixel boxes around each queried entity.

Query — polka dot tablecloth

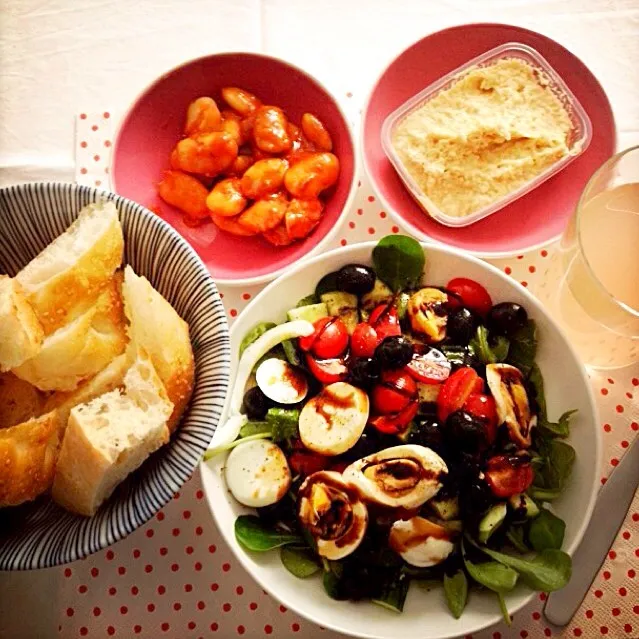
[53,113,639,639]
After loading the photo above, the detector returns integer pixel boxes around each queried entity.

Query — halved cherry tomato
[484,455,534,498]
[406,348,451,384]
[351,322,381,358]
[463,393,498,443]
[446,278,493,316]
[369,304,401,340]
[369,400,418,435]
[289,450,330,477]
[305,354,348,384]
[437,366,484,422]
[372,369,417,414]
[298,317,349,359]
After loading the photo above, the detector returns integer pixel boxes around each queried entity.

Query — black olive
[447,308,478,344]
[241,386,271,420]
[446,409,488,452]
[407,418,446,453]
[374,336,414,369]
[347,357,381,390]
[336,264,376,295]
[486,302,528,337]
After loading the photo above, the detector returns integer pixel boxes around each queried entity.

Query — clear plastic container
[381,42,593,228]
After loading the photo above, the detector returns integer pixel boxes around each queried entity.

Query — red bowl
[362,24,616,257]
[112,53,357,285]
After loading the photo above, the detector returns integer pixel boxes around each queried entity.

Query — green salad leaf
[469,325,509,364]
[506,526,530,554]
[280,546,321,578]
[239,421,270,438]
[235,516,302,552]
[266,408,300,444]
[372,235,425,293]
[528,509,566,552]
[528,364,577,438]
[372,572,410,613]
[506,319,537,376]
[443,570,468,619]
[531,438,576,500]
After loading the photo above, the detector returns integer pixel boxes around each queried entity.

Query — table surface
[1,1,638,638]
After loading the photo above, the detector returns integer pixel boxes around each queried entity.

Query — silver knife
[544,436,639,626]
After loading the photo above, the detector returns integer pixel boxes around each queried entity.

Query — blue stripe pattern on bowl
[0,183,230,570]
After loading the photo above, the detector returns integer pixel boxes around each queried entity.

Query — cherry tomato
[437,366,484,422]
[446,278,493,316]
[484,455,534,498]
[406,348,451,384]
[369,400,418,435]
[369,304,401,340]
[463,393,498,443]
[351,322,381,358]
[298,317,349,359]
[372,369,418,414]
[305,354,348,384]
[289,450,330,477]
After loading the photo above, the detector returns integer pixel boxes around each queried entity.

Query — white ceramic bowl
[201,241,600,639]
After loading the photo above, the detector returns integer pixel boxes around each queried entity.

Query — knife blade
[544,436,639,626]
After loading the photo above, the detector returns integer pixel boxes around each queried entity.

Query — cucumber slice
[478,503,508,544]
[320,291,359,334]
[287,303,328,324]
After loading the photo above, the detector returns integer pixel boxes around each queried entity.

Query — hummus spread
[391,58,573,219]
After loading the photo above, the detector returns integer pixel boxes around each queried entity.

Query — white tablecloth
[1,1,638,638]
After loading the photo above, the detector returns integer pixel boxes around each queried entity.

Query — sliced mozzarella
[298,471,368,560]
[299,382,369,456]
[343,444,447,508]
[225,439,291,507]
[210,320,314,448]
[256,358,308,404]
[389,517,454,567]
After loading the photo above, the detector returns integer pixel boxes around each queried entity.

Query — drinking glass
[538,146,639,369]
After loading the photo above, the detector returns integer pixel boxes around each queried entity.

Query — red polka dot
[230,309,238,317]
[80,141,87,148]
[380,211,387,218]
[368,227,375,234]
[134,626,142,634]
[80,113,87,120]
[146,528,154,538]
[92,125,98,132]
[521,632,529,638]
[521,281,528,287]
[173,602,181,611]
[64,568,72,577]
[241,295,250,302]
[161,623,169,632]
[279,605,287,613]
[211,623,219,632]
[237,626,245,635]
[613,607,622,616]
[517,255,524,260]
[133,549,140,558]
[66,608,74,617]
[292,623,300,632]
[391,226,399,233]
[118,566,126,575]
[120,606,128,615]
[265,625,273,634]
[171,563,179,572]
[210,583,219,592]
[603,423,612,432]
[188,622,196,630]
[223,603,232,612]
[624,624,633,634]
[601,388,609,395]
[172,528,180,536]
[632,422,639,431]
[623,531,631,539]
[198,601,206,610]
[636,548,639,557]
[104,140,111,147]
[616,405,624,413]
[91,567,99,578]
[250,602,258,610]
[93,607,101,616]
[223,563,231,572]
[603,570,611,579]
[544,629,552,638]
[541,250,548,257]
[236,586,244,595]
[105,549,114,560]
[186,546,194,555]
[80,628,88,636]
[157,511,165,521]
[78,585,88,594]
[340,239,347,246]
[627,392,633,399]
[573,629,582,637]
[622,440,630,449]
[632,378,638,386]
[160,547,168,556]
[209,544,217,554]
[619,587,627,596]
[109,587,117,596]
[357,208,363,216]
[628,568,636,578]
[195,561,203,571]
[633,605,639,614]
[609,550,617,559]
[539,592,547,601]
[601,477,607,485]
[586,610,594,618]
[594,589,603,598]
[158,585,166,595]
[504,266,512,275]
[601,626,608,635]
[529,265,536,273]
[144,564,153,573]
[93,154,100,162]
[493,633,501,639]
[104,112,110,119]
[147,603,155,612]
[131,586,139,595]
[367,195,375,202]
[348,221,355,229]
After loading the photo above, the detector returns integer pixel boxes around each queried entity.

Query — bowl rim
[0,181,230,569]
[201,239,601,638]
[111,50,360,287]
[360,22,617,258]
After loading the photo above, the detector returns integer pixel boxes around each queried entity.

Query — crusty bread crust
[0,276,44,372]
[0,373,47,429]
[0,410,63,507]
[16,202,124,335]
[122,267,195,432]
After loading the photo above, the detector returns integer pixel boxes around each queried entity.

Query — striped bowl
[0,183,230,570]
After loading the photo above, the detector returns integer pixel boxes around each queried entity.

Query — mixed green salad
[206,236,577,622]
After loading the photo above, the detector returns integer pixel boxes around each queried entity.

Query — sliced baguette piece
[0,276,44,371]
[12,274,128,391]
[51,350,173,516]
[122,266,195,432]
[0,410,64,507]
[16,201,124,335]
[0,372,47,429]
